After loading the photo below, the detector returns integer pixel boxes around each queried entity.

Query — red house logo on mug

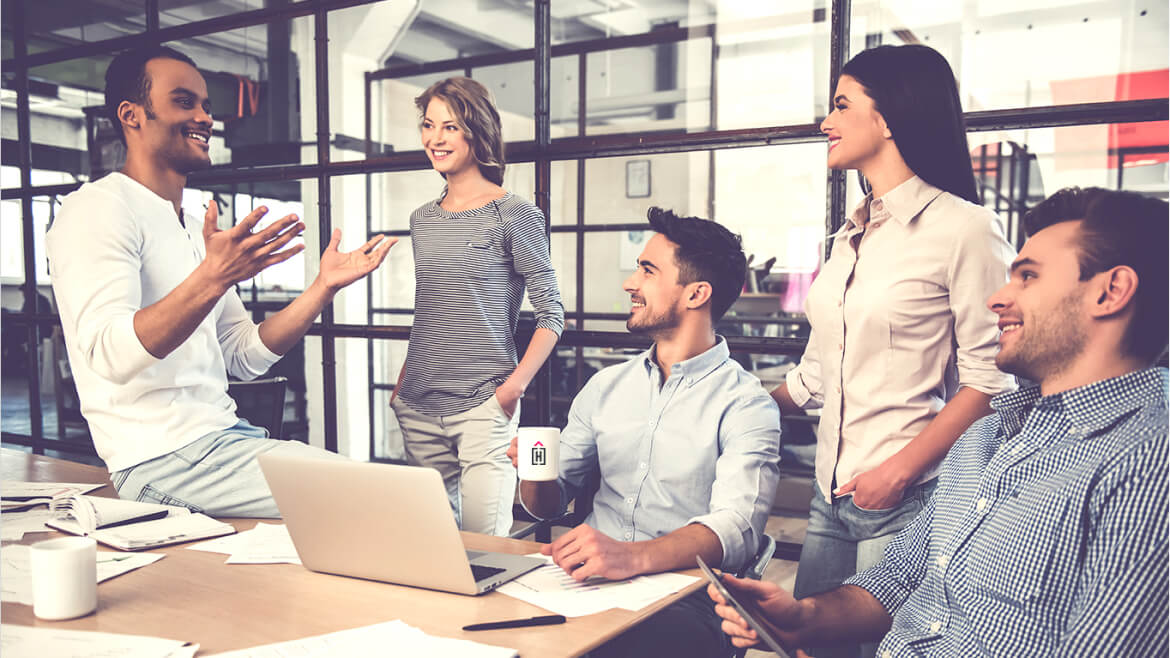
[531,441,547,466]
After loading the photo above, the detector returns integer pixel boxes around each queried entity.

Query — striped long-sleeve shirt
[847,367,1169,657]
[398,192,564,417]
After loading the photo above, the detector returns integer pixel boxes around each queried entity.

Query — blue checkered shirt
[847,367,1169,657]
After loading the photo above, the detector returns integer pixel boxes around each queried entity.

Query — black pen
[462,614,567,631]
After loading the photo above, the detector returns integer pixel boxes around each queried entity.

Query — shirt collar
[992,367,1168,437]
[107,172,192,227]
[845,175,944,230]
[641,336,730,386]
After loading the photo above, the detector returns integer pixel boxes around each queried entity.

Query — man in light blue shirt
[509,207,781,658]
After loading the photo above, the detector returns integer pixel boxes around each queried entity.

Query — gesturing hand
[541,524,644,582]
[316,228,397,293]
[201,201,305,290]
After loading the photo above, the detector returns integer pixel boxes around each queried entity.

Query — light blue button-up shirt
[530,337,781,571]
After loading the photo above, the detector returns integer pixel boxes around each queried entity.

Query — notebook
[46,495,235,551]
[257,453,544,595]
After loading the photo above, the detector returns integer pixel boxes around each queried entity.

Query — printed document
[205,620,516,657]
[0,625,197,658]
[496,554,700,617]
[1,545,164,605]
[187,522,301,565]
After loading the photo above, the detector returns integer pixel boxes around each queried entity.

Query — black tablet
[696,555,791,657]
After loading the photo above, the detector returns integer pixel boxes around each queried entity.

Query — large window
[2,0,1166,461]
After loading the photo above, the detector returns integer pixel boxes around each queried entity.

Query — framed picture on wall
[626,160,651,198]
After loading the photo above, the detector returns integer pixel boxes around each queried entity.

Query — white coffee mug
[517,427,560,481]
[29,536,98,620]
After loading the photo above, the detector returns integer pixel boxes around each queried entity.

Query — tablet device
[696,555,791,658]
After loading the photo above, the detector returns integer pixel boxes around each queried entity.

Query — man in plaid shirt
[710,187,1168,657]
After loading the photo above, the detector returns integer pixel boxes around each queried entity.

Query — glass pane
[967,121,1169,246]
[849,0,1169,109]
[550,159,579,226]
[560,2,826,134]
[24,58,108,180]
[165,16,316,168]
[584,152,710,224]
[372,338,410,461]
[158,0,302,28]
[551,232,578,319]
[4,1,144,57]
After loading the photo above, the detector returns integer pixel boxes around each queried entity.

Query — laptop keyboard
[470,563,507,582]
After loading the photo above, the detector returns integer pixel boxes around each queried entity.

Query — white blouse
[786,176,1017,502]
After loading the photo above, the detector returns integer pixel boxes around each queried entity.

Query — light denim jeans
[393,395,520,536]
[793,478,938,658]
[110,421,346,518]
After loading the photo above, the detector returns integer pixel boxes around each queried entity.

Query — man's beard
[995,290,1087,384]
[626,303,681,336]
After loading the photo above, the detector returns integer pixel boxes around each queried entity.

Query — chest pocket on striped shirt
[968,487,1076,614]
[465,235,509,280]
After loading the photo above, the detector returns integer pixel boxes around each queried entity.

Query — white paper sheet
[0,624,197,658]
[1,545,165,605]
[496,554,700,617]
[0,509,60,540]
[205,620,516,658]
[187,522,301,565]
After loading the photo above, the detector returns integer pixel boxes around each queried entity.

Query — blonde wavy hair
[415,77,506,185]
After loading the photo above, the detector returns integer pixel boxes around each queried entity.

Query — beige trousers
[392,395,520,536]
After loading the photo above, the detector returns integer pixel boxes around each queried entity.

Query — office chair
[227,376,288,439]
[728,533,778,658]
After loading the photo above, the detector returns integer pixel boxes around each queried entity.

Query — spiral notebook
[46,495,235,551]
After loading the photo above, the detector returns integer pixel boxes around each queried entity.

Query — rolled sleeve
[947,211,1016,396]
[506,205,565,336]
[785,336,825,410]
[687,392,781,570]
[46,192,160,385]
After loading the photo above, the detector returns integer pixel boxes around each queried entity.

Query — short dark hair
[104,46,197,145]
[842,45,979,204]
[1024,187,1169,364]
[646,207,746,322]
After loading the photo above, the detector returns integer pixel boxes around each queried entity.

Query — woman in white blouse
[772,45,1016,658]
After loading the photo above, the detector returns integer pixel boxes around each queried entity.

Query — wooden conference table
[0,448,704,656]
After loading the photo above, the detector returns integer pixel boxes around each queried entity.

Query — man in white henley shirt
[45,46,394,517]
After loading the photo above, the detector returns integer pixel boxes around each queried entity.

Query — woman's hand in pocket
[494,382,523,419]
[834,456,913,511]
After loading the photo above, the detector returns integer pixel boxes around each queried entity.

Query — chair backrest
[227,376,288,439]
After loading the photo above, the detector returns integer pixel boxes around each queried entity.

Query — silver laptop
[257,452,544,595]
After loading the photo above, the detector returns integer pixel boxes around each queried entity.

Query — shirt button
[639,463,647,470]
[624,531,632,539]
[882,652,892,658]
[837,300,843,307]
[976,498,988,513]
[836,386,842,394]
[837,343,844,351]
[1011,444,1024,455]
[936,555,949,568]
[625,497,634,504]
[930,621,941,633]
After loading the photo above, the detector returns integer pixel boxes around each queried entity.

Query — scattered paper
[496,554,700,617]
[1,545,165,605]
[0,509,60,540]
[205,620,515,658]
[2,481,105,500]
[0,624,197,658]
[187,522,301,565]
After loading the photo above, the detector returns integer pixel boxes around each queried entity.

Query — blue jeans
[110,421,345,518]
[794,478,937,658]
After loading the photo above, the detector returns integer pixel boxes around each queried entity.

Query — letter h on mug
[518,427,559,481]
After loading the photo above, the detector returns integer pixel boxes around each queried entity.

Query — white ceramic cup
[517,427,560,481]
[29,536,98,620]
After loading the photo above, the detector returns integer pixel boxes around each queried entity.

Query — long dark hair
[842,45,979,204]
